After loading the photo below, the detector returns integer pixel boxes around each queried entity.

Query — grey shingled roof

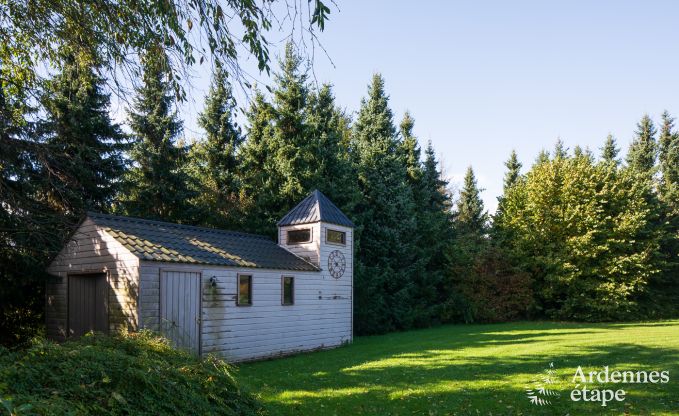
[277,189,354,227]
[87,212,318,271]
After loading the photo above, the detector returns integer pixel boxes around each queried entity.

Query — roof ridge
[87,211,271,240]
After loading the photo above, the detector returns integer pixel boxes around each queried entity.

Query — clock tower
[277,190,354,281]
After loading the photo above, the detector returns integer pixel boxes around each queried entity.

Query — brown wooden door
[68,273,108,337]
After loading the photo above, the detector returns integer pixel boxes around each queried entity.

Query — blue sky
[176,0,679,213]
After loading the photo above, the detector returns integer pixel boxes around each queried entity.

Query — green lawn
[237,321,679,415]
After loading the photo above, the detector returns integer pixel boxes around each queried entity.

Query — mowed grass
[237,321,679,415]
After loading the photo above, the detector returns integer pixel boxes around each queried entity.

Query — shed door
[160,271,201,354]
[68,273,108,337]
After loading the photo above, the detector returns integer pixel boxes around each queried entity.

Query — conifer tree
[41,51,127,214]
[456,166,487,234]
[626,115,657,175]
[503,150,522,191]
[658,111,679,189]
[535,149,550,165]
[601,134,620,164]
[189,66,243,228]
[305,84,360,213]
[352,73,418,334]
[398,112,423,187]
[239,43,316,236]
[119,50,195,222]
[553,138,568,159]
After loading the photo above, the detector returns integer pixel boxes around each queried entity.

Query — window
[326,229,346,245]
[287,228,311,244]
[282,276,294,305]
[237,275,252,306]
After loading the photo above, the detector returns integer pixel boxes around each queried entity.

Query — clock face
[327,250,346,279]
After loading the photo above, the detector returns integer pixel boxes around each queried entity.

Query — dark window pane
[282,276,294,305]
[288,229,311,244]
[327,229,346,245]
[238,275,251,305]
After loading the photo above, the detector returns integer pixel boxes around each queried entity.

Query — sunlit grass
[238,321,679,415]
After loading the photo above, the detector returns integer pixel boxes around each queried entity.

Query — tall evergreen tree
[626,114,657,175]
[119,50,195,222]
[189,66,243,228]
[456,166,487,234]
[553,138,568,159]
[41,51,127,214]
[239,43,316,236]
[535,149,550,165]
[398,111,423,187]
[503,150,522,191]
[658,111,679,188]
[305,84,360,213]
[601,134,620,164]
[352,73,418,334]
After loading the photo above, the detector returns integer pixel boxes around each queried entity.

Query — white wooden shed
[46,190,354,362]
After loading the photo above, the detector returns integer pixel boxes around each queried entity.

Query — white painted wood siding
[278,223,321,266]
[138,257,352,362]
[46,218,140,339]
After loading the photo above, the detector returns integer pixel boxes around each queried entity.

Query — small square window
[237,275,252,306]
[326,229,346,245]
[282,276,294,306]
[288,229,311,244]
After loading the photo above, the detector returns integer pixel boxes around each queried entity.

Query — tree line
[2,42,678,345]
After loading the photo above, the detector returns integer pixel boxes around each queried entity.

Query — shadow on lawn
[239,322,679,415]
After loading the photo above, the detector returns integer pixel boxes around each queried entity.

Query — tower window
[326,229,346,245]
[282,276,294,305]
[288,229,311,244]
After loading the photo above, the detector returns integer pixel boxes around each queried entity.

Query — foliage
[600,134,620,164]
[0,331,263,415]
[626,114,657,176]
[351,74,419,334]
[40,50,128,214]
[460,246,533,322]
[1,0,333,100]
[238,320,679,415]
[496,155,663,320]
[189,66,244,229]
[118,51,196,223]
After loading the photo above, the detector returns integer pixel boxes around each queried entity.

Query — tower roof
[278,190,354,228]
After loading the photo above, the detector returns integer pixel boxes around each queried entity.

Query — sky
[174,0,679,213]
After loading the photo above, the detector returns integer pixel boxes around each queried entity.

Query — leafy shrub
[0,331,264,415]
[462,247,533,322]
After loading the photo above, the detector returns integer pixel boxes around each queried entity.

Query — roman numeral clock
[328,250,346,279]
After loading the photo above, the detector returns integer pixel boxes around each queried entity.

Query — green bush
[0,331,264,415]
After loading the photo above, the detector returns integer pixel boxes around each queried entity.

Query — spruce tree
[456,166,487,234]
[601,134,620,164]
[120,50,195,222]
[239,43,316,236]
[553,138,568,159]
[41,51,127,214]
[189,66,243,228]
[535,149,550,165]
[503,150,522,191]
[658,111,679,188]
[305,84,360,213]
[398,112,423,187]
[352,73,418,334]
[626,114,657,175]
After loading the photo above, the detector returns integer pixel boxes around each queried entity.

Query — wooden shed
[46,190,354,361]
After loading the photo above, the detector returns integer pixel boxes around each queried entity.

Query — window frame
[237,274,252,306]
[326,228,347,246]
[281,275,295,306]
[287,228,312,245]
